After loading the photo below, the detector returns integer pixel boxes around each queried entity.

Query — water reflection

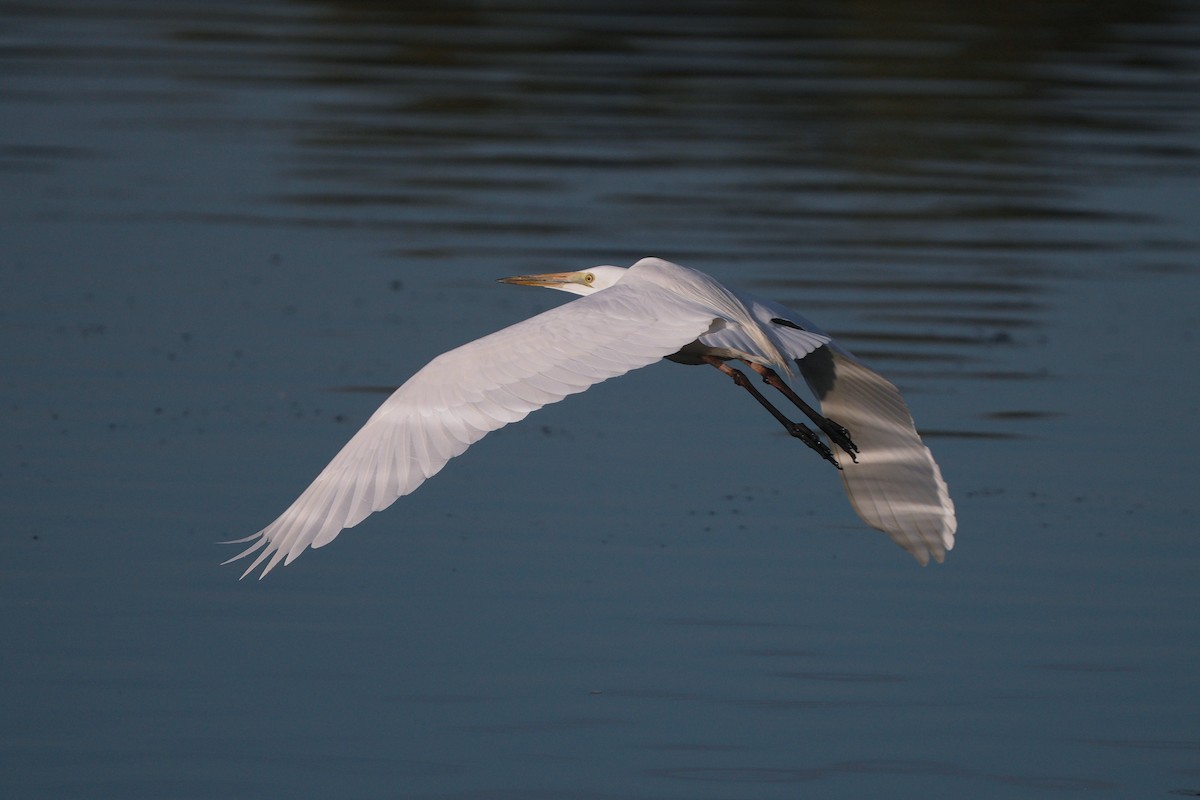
[137,0,1198,437]
[139,1,1197,228]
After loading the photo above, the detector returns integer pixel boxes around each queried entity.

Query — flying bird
[225,257,955,578]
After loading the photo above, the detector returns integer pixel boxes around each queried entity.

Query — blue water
[2,2,1199,797]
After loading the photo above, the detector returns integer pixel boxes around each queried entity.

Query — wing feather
[798,347,956,565]
[734,291,955,564]
[226,279,718,578]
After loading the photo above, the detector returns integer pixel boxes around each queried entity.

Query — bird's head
[497,266,627,296]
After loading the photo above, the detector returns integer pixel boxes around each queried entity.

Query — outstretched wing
[798,345,957,565]
[226,279,719,578]
[727,292,954,564]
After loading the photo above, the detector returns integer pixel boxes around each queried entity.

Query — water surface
[2,2,1199,797]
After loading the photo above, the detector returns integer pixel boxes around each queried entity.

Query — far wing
[798,346,957,565]
[226,281,718,578]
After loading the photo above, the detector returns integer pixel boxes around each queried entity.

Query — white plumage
[226,257,955,577]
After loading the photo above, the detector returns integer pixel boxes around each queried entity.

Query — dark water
[3,1,1199,797]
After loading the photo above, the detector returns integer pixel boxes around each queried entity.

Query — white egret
[225,257,955,578]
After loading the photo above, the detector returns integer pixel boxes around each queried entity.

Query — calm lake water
[3,1,1199,797]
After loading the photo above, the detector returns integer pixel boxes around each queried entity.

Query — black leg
[746,362,859,462]
[703,357,840,468]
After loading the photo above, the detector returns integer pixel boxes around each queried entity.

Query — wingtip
[219,531,275,579]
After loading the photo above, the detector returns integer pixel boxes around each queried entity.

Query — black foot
[785,423,842,469]
[818,418,858,463]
